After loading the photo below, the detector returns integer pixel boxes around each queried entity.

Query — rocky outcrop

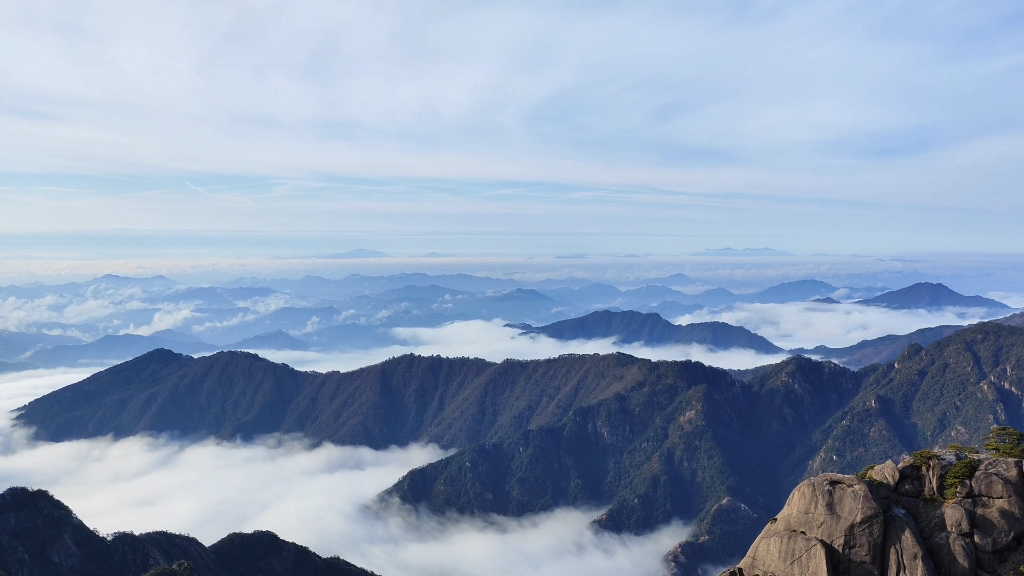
[732,474,885,576]
[718,452,1024,576]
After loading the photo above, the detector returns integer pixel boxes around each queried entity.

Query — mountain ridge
[0,486,377,576]
[512,310,783,353]
[17,322,1024,573]
[857,282,1009,310]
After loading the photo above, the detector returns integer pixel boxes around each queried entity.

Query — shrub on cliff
[942,457,980,500]
[983,426,1024,458]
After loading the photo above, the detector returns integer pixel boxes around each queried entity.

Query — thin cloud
[122,309,198,336]
[0,3,1022,255]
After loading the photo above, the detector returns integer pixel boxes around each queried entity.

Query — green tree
[983,426,1024,458]
[943,458,980,500]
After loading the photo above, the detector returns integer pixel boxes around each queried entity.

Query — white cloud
[0,368,99,414]
[122,309,198,336]
[0,371,690,576]
[0,3,1022,255]
[986,292,1024,309]
[60,298,119,324]
[245,319,790,371]
[235,293,302,314]
[0,295,62,331]
[674,302,1000,349]
[191,311,261,333]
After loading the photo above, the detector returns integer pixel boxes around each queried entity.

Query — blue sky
[1,1,1023,256]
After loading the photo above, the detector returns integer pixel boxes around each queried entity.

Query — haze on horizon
[2,1,1023,258]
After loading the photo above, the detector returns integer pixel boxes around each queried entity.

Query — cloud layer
[675,302,1000,349]
[245,319,791,371]
[0,370,689,576]
[1,2,1024,254]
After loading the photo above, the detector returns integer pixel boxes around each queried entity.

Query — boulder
[716,459,1024,576]
[870,460,901,489]
[735,474,884,576]
[969,493,1024,553]
[976,458,1024,489]
[882,506,936,576]
[971,472,1019,500]
[905,504,946,543]
[925,532,975,576]
[735,531,834,576]
[942,504,970,536]
[973,548,999,573]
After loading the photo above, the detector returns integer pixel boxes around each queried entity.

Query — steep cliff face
[719,451,1024,576]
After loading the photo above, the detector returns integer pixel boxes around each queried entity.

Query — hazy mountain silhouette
[791,324,965,368]
[0,360,35,373]
[856,282,1009,309]
[697,248,791,257]
[225,330,311,351]
[750,279,836,303]
[0,330,83,362]
[24,333,216,368]
[513,310,783,353]
[790,311,1024,368]
[316,249,391,259]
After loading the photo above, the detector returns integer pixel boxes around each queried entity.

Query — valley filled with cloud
[0,369,688,576]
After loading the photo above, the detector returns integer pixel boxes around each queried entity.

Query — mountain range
[790,311,1024,369]
[18,321,1024,572]
[0,276,1011,370]
[0,487,376,576]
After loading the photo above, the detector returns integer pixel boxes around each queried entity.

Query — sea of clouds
[0,369,690,576]
[246,319,791,372]
[674,301,1001,350]
[1,282,1016,574]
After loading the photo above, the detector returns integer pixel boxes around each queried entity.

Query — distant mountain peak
[224,330,310,351]
[697,248,792,257]
[518,309,782,353]
[856,281,1009,310]
[90,274,179,287]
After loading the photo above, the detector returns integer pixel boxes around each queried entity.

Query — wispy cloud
[0,2,1022,254]
[122,309,198,336]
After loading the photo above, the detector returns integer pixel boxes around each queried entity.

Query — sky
[2,1,1024,256]
[4,7,1024,572]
